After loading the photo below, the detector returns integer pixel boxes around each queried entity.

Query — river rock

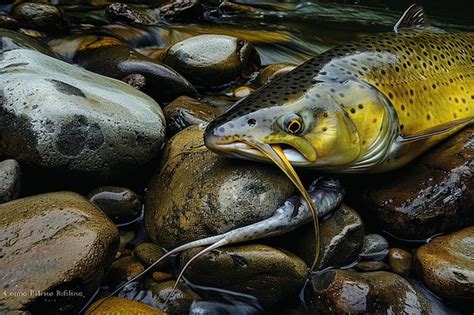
[106,256,145,287]
[0,192,119,313]
[0,159,21,203]
[159,0,203,21]
[306,270,448,314]
[163,34,260,88]
[86,297,163,315]
[387,248,412,276]
[164,96,221,136]
[133,242,168,270]
[0,16,19,30]
[12,2,67,32]
[255,63,296,87]
[88,186,141,224]
[415,226,473,304]
[180,244,308,307]
[105,3,157,25]
[0,38,166,175]
[75,41,198,103]
[274,204,364,269]
[359,233,389,259]
[148,280,200,314]
[145,125,294,248]
[1,28,55,56]
[351,126,473,239]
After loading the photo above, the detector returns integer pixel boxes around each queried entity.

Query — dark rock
[159,0,203,21]
[359,233,389,259]
[105,3,157,25]
[0,192,119,313]
[106,256,145,287]
[415,226,473,305]
[144,126,294,248]
[12,2,67,32]
[164,96,221,136]
[180,244,307,307]
[306,270,449,314]
[75,43,198,103]
[0,159,21,203]
[163,34,260,88]
[133,242,168,270]
[148,280,200,314]
[355,260,390,272]
[387,247,412,276]
[218,1,258,15]
[351,127,473,239]
[0,16,19,30]
[88,186,141,224]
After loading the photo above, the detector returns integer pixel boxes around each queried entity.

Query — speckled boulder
[415,226,474,305]
[105,3,156,25]
[0,192,119,313]
[180,244,307,307]
[163,34,260,88]
[145,125,294,248]
[0,44,166,175]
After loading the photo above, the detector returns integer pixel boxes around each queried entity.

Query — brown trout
[204,6,473,174]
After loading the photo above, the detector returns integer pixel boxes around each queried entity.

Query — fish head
[204,81,370,168]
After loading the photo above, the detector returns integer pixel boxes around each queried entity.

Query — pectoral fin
[398,117,473,143]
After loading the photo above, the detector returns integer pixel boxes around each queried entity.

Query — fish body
[204,9,473,173]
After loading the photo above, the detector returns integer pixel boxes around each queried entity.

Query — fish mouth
[212,142,312,166]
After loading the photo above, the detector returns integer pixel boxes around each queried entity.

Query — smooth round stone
[13,2,66,32]
[88,186,141,224]
[145,126,294,248]
[232,86,254,98]
[352,127,473,239]
[164,96,221,136]
[360,234,389,259]
[355,261,390,272]
[415,226,474,304]
[86,297,162,315]
[0,40,166,175]
[75,42,198,103]
[106,256,145,287]
[159,0,203,21]
[306,270,448,314]
[0,159,21,203]
[148,280,200,314]
[0,192,119,313]
[105,3,157,25]
[133,242,168,270]
[255,63,296,87]
[276,204,364,269]
[163,34,260,88]
[387,248,412,276]
[180,244,308,307]
[151,271,173,283]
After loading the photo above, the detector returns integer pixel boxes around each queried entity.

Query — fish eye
[247,118,257,127]
[284,113,303,134]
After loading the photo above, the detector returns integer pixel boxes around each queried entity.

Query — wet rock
[0,36,166,175]
[133,242,168,269]
[105,3,157,25]
[387,248,412,276]
[88,186,141,224]
[0,16,19,30]
[148,280,200,314]
[106,256,145,287]
[139,47,167,62]
[119,231,135,250]
[415,226,473,304]
[232,85,254,98]
[306,270,446,314]
[75,41,198,103]
[181,244,307,307]
[0,192,119,313]
[164,96,221,136]
[355,261,390,272]
[163,34,260,88]
[0,159,21,203]
[159,0,203,21]
[255,63,296,87]
[353,126,474,239]
[278,205,364,269]
[151,271,173,283]
[1,28,55,56]
[12,2,67,32]
[359,233,389,259]
[86,297,162,315]
[218,1,258,15]
[145,126,294,248]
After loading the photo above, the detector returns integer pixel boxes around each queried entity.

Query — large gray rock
[0,192,119,313]
[0,159,20,203]
[0,47,166,175]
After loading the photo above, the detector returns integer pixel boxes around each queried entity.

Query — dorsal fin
[394,4,426,32]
